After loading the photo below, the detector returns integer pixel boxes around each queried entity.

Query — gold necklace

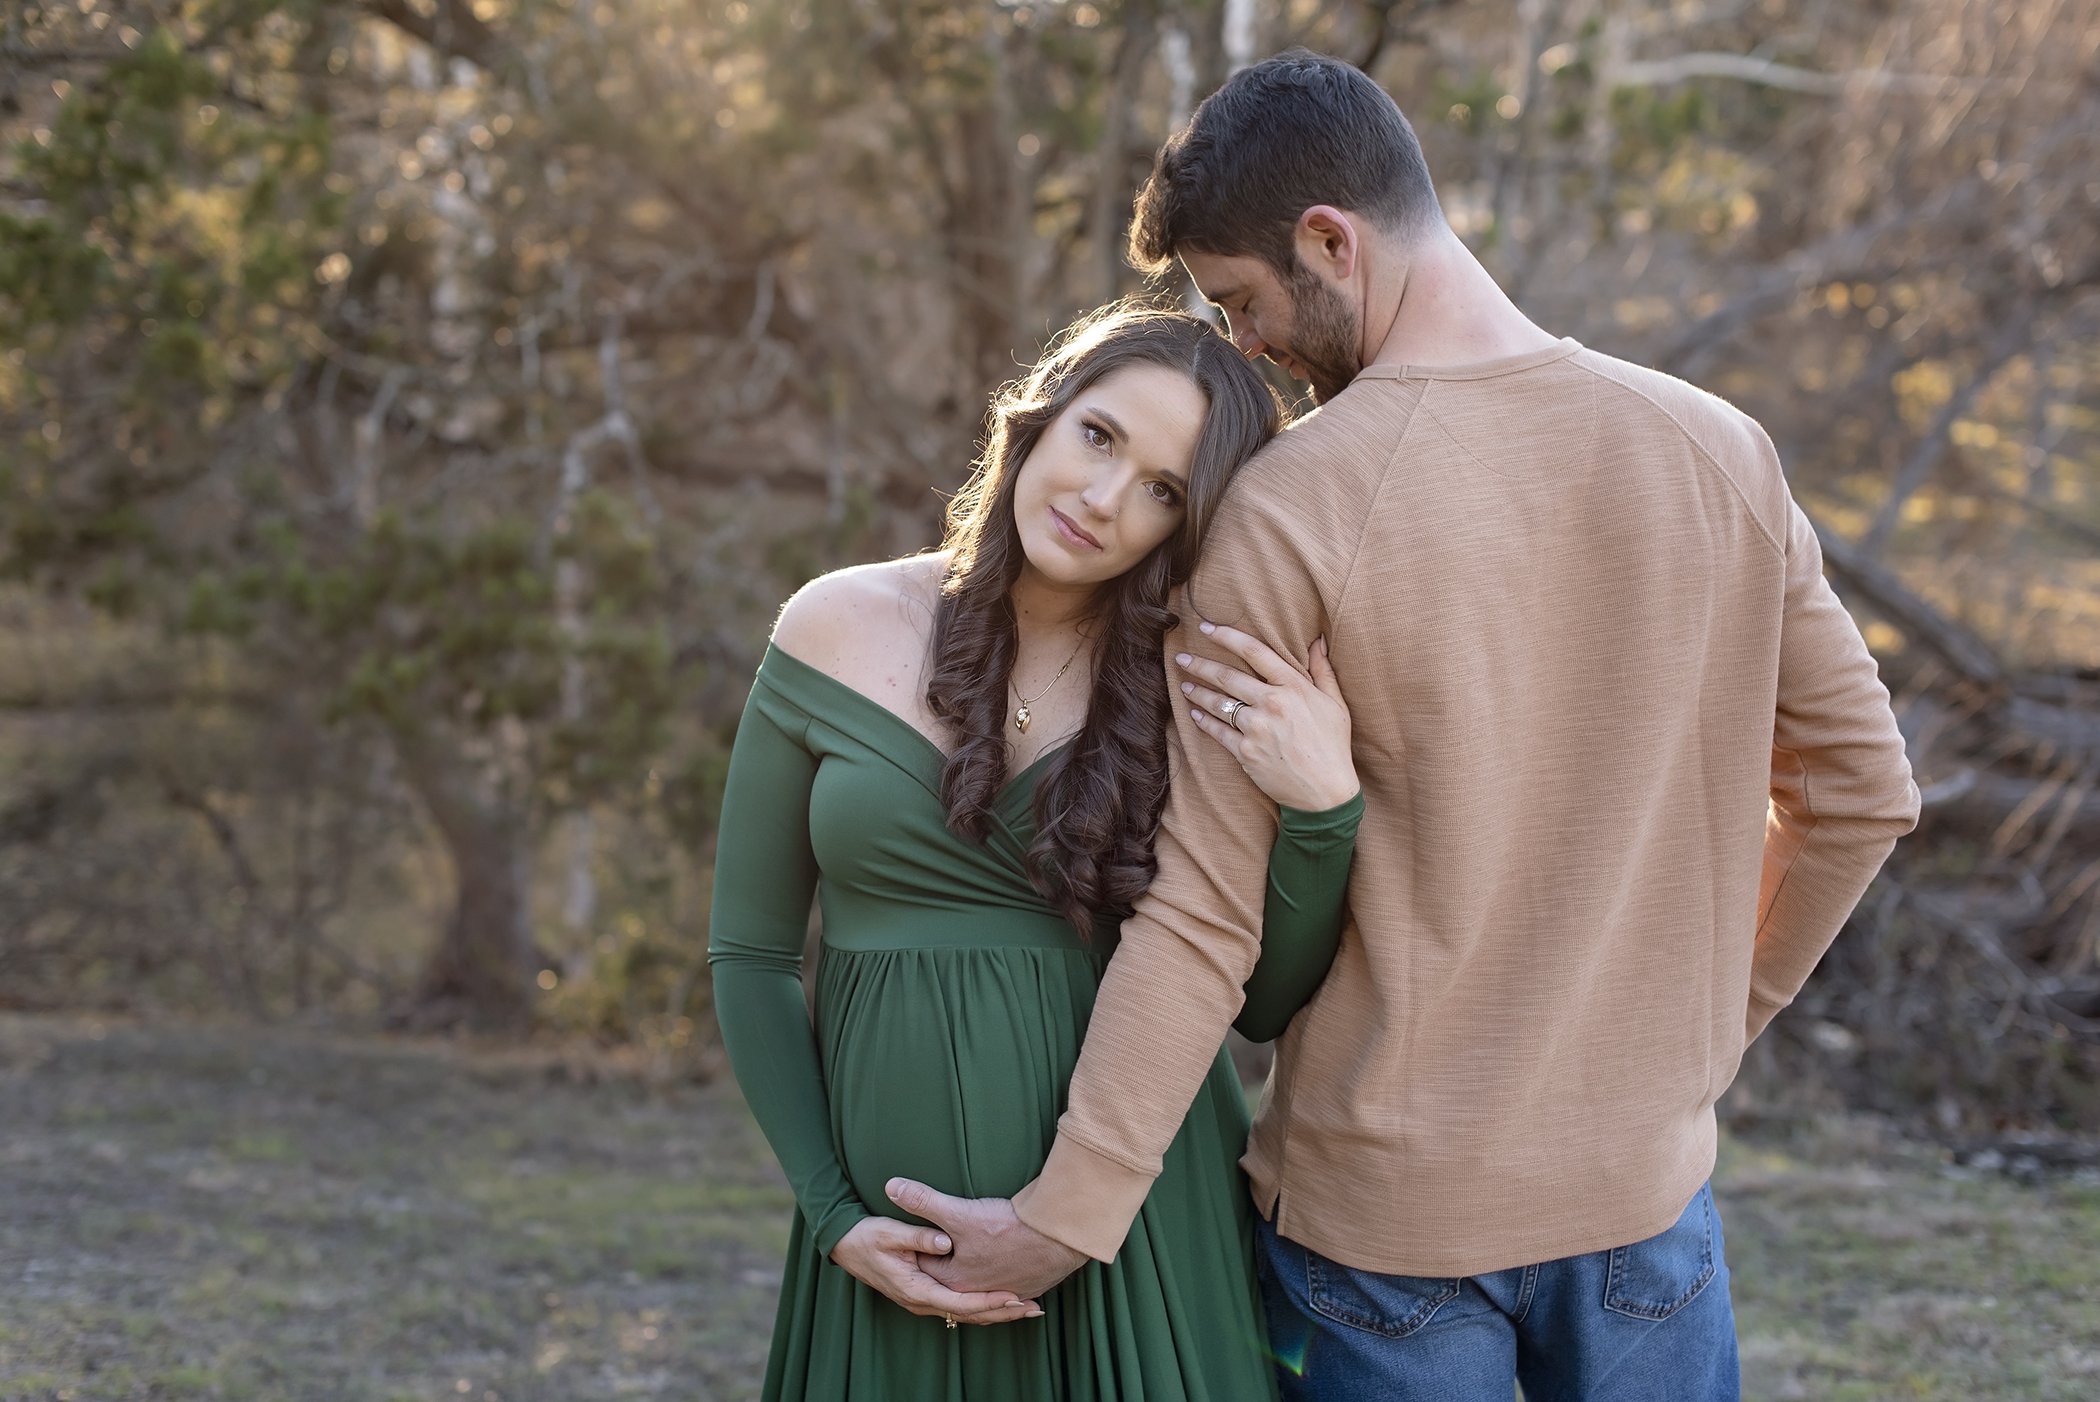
[1012,636,1086,734]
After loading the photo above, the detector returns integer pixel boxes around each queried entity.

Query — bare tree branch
[1816,518,2007,687]
[1614,51,2015,98]
[1860,309,2039,557]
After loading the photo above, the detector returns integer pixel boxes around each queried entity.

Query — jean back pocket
[1603,1182,1718,1321]
[1307,1254,1463,1339]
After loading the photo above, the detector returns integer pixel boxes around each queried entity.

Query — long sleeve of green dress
[1234,788,1363,1042]
[705,665,1360,1259]
[705,675,874,1256]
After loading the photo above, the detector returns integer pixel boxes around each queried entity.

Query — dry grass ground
[1,1014,2095,1401]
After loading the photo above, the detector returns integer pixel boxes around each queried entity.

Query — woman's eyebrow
[1086,406,1185,490]
[1086,406,1130,443]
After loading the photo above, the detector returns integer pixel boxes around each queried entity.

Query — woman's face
[1010,361,1208,590]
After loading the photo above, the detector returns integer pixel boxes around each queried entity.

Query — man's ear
[1294,205,1359,282]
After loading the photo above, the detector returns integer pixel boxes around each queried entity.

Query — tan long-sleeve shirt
[1011,338,1920,1276]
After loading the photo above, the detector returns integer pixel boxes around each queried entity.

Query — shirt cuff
[1011,1133,1158,1264]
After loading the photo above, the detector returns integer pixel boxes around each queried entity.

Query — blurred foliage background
[2,0,2097,1135]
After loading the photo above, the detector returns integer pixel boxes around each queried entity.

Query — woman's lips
[1051,508,1102,550]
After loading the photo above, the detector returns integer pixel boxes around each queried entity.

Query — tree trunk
[414,820,534,1032]
[953,97,1025,394]
[393,730,536,1032]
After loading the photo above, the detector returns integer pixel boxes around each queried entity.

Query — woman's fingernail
[1180,682,1192,694]
[1175,653,1191,665]
[1199,621,1215,634]
[933,1234,952,1252]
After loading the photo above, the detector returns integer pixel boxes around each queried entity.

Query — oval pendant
[1014,705,1031,733]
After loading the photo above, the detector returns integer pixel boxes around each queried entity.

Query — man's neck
[1362,229,1561,372]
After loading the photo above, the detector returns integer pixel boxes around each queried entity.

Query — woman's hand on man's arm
[1176,623,1359,813]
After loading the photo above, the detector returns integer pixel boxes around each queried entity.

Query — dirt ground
[1,1013,2095,1401]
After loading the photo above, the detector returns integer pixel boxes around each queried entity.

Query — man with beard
[890,49,1919,1400]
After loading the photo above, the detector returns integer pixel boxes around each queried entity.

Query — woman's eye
[1081,422,1111,451]
[1148,481,1180,506]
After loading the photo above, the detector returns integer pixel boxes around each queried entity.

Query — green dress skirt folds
[707,644,1362,1402]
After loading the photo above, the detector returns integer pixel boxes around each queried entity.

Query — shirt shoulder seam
[1570,358,1788,560]
[1330,383,1429,629]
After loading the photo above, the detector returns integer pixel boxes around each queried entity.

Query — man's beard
[1284,263,1362,404]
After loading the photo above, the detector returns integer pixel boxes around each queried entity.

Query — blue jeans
[1256,1182,1740,1402]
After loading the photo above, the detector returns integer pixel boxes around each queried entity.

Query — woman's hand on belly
[828,1217,1047,1326]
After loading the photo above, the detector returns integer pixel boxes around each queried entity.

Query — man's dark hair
[1129,49,1441,278]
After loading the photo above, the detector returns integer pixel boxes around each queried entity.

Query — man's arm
[1010,499,1337,1262]
[1748,497,1921,1042]
[906,412,1387,1289]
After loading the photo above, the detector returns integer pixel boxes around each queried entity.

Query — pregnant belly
[816,943,1101,1212]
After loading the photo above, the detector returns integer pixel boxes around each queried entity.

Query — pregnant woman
[707,304,1363,1400]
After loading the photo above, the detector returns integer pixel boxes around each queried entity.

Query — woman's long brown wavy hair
[925,302,1285,934]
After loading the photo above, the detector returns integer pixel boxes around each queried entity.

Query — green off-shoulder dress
[707,644,1362,1402]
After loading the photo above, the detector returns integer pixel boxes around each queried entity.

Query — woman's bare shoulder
[770,552,949,678]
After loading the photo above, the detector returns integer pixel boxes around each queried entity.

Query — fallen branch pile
[1774,521,2100,1132]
